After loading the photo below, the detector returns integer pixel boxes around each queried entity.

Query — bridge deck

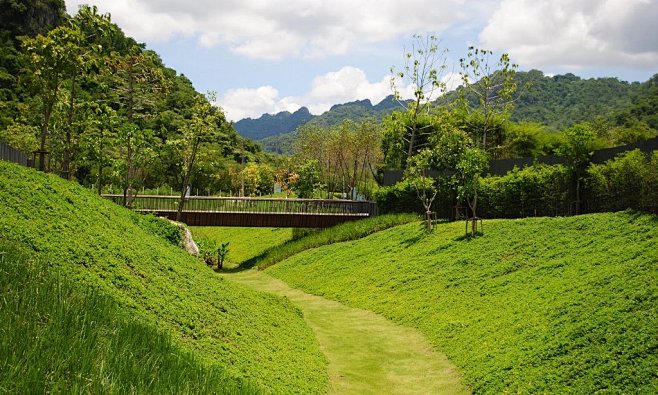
[102,195,377,228]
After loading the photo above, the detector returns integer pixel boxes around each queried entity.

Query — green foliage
[0,122,38,152]
[374,180,425,215]
[135,214,182,246]
[479,164,572,218]
[0,242,253,394]
[0,162,328,393]
[192,227,294,267]
[250,213,419,270]
[268,212,658,394]
[587,149,658,213]
[459,47,519,153]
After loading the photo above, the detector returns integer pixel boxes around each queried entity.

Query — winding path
[227,269,468,394]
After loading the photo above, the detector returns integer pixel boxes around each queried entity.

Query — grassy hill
[267,213,658,393]
[0,161,327,393]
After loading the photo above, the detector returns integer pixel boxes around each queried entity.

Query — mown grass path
[227,269,468,395]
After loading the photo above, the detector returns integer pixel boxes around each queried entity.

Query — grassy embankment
[0,162,327,393]
[192,213,418,271]
[266,213,658,393]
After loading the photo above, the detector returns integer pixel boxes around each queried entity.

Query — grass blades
[0,161,328,393]
[0,243,252,394]
[268,212,658,393]
[192,227,294,267]
[236,213,419,270]
[228,269,469,395]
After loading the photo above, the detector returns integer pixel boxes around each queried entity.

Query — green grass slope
[268,213,658,393]
[192,227,294,267]
[0,243,251,393]
[0,162,327,393]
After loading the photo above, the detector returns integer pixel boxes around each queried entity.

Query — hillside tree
[171,93,227,221]
[459,47,519,156]
[390,34,449,167]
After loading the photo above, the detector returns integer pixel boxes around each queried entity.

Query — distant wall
[0,140,29,167]
[382,136,658,186]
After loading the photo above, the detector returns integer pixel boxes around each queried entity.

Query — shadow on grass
[220,253,268,273]
[453,231,485,242]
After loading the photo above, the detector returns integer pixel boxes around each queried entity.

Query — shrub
[586,149,658,213]
[479,164,572,218]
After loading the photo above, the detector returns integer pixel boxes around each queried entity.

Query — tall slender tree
[172,92,227,221]
[390,34,449,167]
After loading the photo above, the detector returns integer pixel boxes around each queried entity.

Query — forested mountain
[234,96,404,141]
[241,70,657,153]
[0,0,265,196]
[234,106,312,140]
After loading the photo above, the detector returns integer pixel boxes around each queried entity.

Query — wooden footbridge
[102,194,378,228]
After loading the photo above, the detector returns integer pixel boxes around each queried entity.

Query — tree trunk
[38,103,53,171]
[61,73,77,180]
[97,132,104,195]
[123,74,135,207]
[177,140,200,222]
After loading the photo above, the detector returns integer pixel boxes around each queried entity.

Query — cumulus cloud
[219,66,417,121]
[65,0,464,59]
[479,0,658,70]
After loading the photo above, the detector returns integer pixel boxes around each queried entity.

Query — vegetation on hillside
[248,213,419,270]
[0,243,255,394]
[0,162,328,393]
[267,212,658,393]
[247,70,656,155]
[234,106,313,141]
[0,1,267,199]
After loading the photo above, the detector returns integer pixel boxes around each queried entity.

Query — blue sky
[65,0,658,121]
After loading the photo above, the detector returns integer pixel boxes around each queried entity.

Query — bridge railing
[101,194,378,216]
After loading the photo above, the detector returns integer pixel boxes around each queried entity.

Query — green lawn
[0,162,327,393]
[191,226,294,267]
[267,213,658,393]
[228,269,468,394]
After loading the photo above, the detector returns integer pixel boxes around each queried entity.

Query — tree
[108,45,169,206]
[172,93,226,221]
[329,120,382,199]
[59,5,115,180]
[456,146,488,236]
[390,34,449,167]
[428,124,487,235]
[556,123,598,214]
[459,47,519,156]
[21,23,84,171]
[295,160,322,199]
[405,149,440,231]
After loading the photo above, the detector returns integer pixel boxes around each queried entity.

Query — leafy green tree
[0,122,38,153]
[456,146,488,236]
[59,5,114,179]
[295,159,322,198]
[20,23,84,170]
[390,34,449,167]
[556,123,599,214]
[171,93,227,220]
[108,45,169,205]
[459,47,519,156]
[405,149,440,231]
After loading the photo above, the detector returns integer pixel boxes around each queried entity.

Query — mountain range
[234,70,658,153]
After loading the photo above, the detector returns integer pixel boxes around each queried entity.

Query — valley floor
[227,269,468,395]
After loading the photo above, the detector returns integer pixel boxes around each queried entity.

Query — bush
[374,180,423,215]
[586,149,658,214]
[479,164,572,218]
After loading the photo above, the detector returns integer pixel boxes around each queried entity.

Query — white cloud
[219,66,417,121]
[219,86,300,121]
[479,0,658,71]
[65,0,465,59]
